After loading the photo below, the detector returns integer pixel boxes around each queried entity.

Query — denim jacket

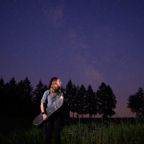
[41,90,63,107]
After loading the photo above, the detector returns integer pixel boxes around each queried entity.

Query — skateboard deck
[33,96,64,126]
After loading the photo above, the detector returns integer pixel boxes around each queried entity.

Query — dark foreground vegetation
[1,117,144,144]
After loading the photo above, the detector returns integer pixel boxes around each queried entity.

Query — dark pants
[44,118,62,144]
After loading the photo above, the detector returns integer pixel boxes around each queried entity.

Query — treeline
[64,80,117,119]
[0,77,46,119]
[0,77,144,119]
[0,77,117,119]
[64,81,144,118]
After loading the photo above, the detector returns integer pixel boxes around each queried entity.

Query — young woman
[41,77,64,144]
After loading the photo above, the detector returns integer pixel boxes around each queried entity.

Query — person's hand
[43,114,48,120]
[60,95,64,99]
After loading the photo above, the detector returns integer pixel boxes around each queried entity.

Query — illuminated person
[41,77,64,144]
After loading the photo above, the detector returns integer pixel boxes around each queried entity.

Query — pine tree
[8,77,17,100]
[77,85,87,118]
[70,84,78,118]
[33,80,47,102]
[86,85,97,118]
[97,82,117,119]
[65,80,75,117]
[2,77,18,116]
[21,77,33,117]
[0,78,5,113]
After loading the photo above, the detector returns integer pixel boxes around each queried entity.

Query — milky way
[1,0,144,117]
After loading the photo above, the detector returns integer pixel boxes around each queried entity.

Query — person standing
[41,77,64,144]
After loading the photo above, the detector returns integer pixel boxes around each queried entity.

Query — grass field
[1,117,144,144]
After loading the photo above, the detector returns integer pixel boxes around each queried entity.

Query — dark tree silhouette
[22,77,33,102]
[0,77,28,117]
[96,82,117,119]
[75,85,80,118]
[70,84,78,118]
[64,80,73,103]
[17,78,35,117]
[5,77,18,116]
[0,77,5,96]
[86,85,97,118]
[60,86,70,119]
[76,85,87,118]
[17,80,29,99]
[8,77,17,99]
[33,80,47,102]
[127,88,144,117]
[17,80,26,115]
[32,80,47,116]
[17,77,33,117]
[0,78,5,114]
[64,80,76,117]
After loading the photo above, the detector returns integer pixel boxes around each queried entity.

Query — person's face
[57,79,62,87]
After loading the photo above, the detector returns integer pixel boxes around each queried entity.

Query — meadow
[0,117,144,144]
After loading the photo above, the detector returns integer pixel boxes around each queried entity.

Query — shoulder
[42,90,51,97]
[45,90,50,93]
[41,90,50,102]
[44,90,51,95]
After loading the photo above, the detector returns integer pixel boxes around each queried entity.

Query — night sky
[1,0,144,117]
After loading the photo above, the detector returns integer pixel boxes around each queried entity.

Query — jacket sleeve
[41,90,49,104]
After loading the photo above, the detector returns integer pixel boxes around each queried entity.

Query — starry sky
[1,0,144,117]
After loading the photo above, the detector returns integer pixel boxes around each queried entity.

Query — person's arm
[40,90,50,120]
[40,103,48,120]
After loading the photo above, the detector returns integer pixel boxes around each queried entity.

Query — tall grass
[1,119,144,144]
[0,127,44,144]
[61,119,144,144]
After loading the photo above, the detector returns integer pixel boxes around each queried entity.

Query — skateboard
[33,96,64,126]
